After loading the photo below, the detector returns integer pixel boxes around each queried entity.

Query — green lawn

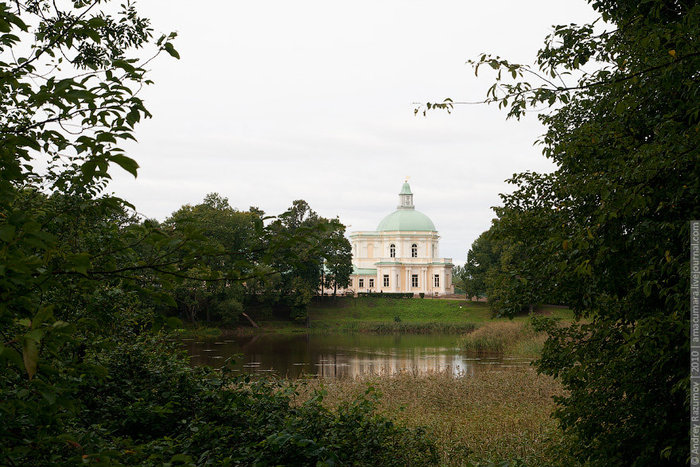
[226,298,573,334]
[308,297,572,326]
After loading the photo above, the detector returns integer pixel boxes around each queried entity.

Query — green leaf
[0,17,10,33]
[109,154,139,177]
[21,335,39,379]
[88,16,107,28]
[112,59,136,73]
[15,134,41,151]
[164,42,180,59]
[67,253,91,275]
[96,132,117,143]
[32,306,54,330]
[66,89,95,101]
[126,109,141,126]
[84,27,101,43]
[0,224,16,242]
[81,160,97,177]
[170,453,192,463]
[0,344,24,370]
[39,387,57,405]
[51,321,76,335]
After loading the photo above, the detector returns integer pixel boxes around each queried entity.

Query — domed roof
[377,209,436,231]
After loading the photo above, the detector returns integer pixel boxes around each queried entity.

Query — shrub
[3,333,439,466]
[357,292,414,299]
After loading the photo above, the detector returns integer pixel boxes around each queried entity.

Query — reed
[458,321,545,357]
[296,368,568,466]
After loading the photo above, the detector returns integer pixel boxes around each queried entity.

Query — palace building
[347,182,454,296]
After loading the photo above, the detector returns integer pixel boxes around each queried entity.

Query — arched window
[411,243,418,258]
[389,244,396,258]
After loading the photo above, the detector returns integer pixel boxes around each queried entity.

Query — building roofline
[369,262,453,267]
[350,231,440,237]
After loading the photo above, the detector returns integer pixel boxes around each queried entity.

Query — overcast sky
[108,0,599,265]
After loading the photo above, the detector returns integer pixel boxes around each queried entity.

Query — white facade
[342,182,454,296]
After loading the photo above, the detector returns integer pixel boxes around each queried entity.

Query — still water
[181,333,531,379]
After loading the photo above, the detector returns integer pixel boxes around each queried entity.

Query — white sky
[108,0,599,265]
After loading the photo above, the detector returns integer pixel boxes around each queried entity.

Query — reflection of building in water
[314,348,475,378]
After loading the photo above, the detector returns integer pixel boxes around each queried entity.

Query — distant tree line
[161,193,352,324]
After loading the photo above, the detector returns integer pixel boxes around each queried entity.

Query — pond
[180,333,531,379]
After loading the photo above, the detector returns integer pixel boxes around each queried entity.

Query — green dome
[377,209,436,231]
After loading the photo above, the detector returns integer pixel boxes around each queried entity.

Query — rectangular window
[359,278,364,288]
[434,274,440,287]
[369,278,374,288]
[383,275,389,287]
[411,274,418,288]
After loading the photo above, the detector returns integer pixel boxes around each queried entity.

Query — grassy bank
[187,298,573,336]
[304,298,572,334]
[316,321,476,334]
[296,368,568,466]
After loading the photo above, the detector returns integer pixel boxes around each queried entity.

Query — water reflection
[181,333,530,379]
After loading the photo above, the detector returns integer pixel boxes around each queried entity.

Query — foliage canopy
[0,2,426,465]
[457,0,698,464]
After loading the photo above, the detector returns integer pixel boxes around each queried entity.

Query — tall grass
[296,368,568,466]
[178,325,222,339]
[458,321,546,357]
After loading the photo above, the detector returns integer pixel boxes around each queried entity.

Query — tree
[0,3,438,465]
[447,0,699,464]
[322,221,353,296]
[487,191,568,315]
[462,230,497,300]
[0,1,185,461]
[450,264,466,292]
[464,207,563,315]
[0,0,181,344]
[164,193,262,323]
[266,200,352,318]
